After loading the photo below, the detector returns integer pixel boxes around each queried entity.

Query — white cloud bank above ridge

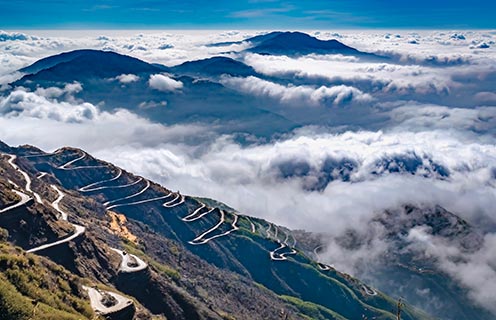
[0,87,208,150]
[220,76,372,106]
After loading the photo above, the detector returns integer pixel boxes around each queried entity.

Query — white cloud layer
[221,76,372,106]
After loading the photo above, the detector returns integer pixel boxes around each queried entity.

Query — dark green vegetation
[0,237,93,320]
[0,142,433,319]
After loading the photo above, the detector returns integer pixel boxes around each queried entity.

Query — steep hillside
[0,141,433,320]
[293,206,491,320]
[19,49,162,81]
[0,239,94,320]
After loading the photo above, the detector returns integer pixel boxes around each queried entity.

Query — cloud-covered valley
[1,29,496,317]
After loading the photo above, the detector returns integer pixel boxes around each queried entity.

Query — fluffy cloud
[221,76,372,106]
[386,103,496,135]
[0,88,96,122]
[149,74,183,92]
[91,126,496,315]
[241,53,457,97]
[0,31,31,42]
[115,73,140,83]
[0,89,209,151]
[34,82,83,99]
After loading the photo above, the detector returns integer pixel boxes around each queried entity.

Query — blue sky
[0,0,495,29]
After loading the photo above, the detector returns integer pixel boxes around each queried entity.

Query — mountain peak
[18,49,161,83]
[246,31,364,56]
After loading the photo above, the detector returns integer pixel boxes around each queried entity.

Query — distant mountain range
[13,49,298,137]
[9,33,384,138]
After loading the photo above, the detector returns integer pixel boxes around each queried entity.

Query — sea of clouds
[0,29,495,314]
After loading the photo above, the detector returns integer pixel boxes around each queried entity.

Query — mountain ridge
[18,49,162,83]
[0,141,431,320]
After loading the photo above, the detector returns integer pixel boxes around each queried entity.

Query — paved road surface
[7,154,42,204]
[83,286,133,315]
[110,248,148,273]
[0,190,31,213]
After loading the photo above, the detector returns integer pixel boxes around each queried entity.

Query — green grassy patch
[0,242,93,320]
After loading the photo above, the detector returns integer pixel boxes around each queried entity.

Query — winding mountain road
[106,194,172,210]
[313,245,323,260]
[188,211,239,245]
[266,223,273,238]
[6,151,138,313]
[246,217,256,233]
[51,185,67,220]
[162,193,185,208]
[58,153,86,169]
[37,172,48,179]
[110,248,148,273]
[83,286,133,315]
[313,245,334,270]
[0,190,31,213]
[362,285,378,296]
[104,180,151,207]
[269,233,297,261]
[182,204,216,222]
[58,153,105,170]
[270,242,288,261]
[78,168,123,192]
[6,155,42,204]
[26,185,86,253]
[27,224,85,253]
[317,263,333,271]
